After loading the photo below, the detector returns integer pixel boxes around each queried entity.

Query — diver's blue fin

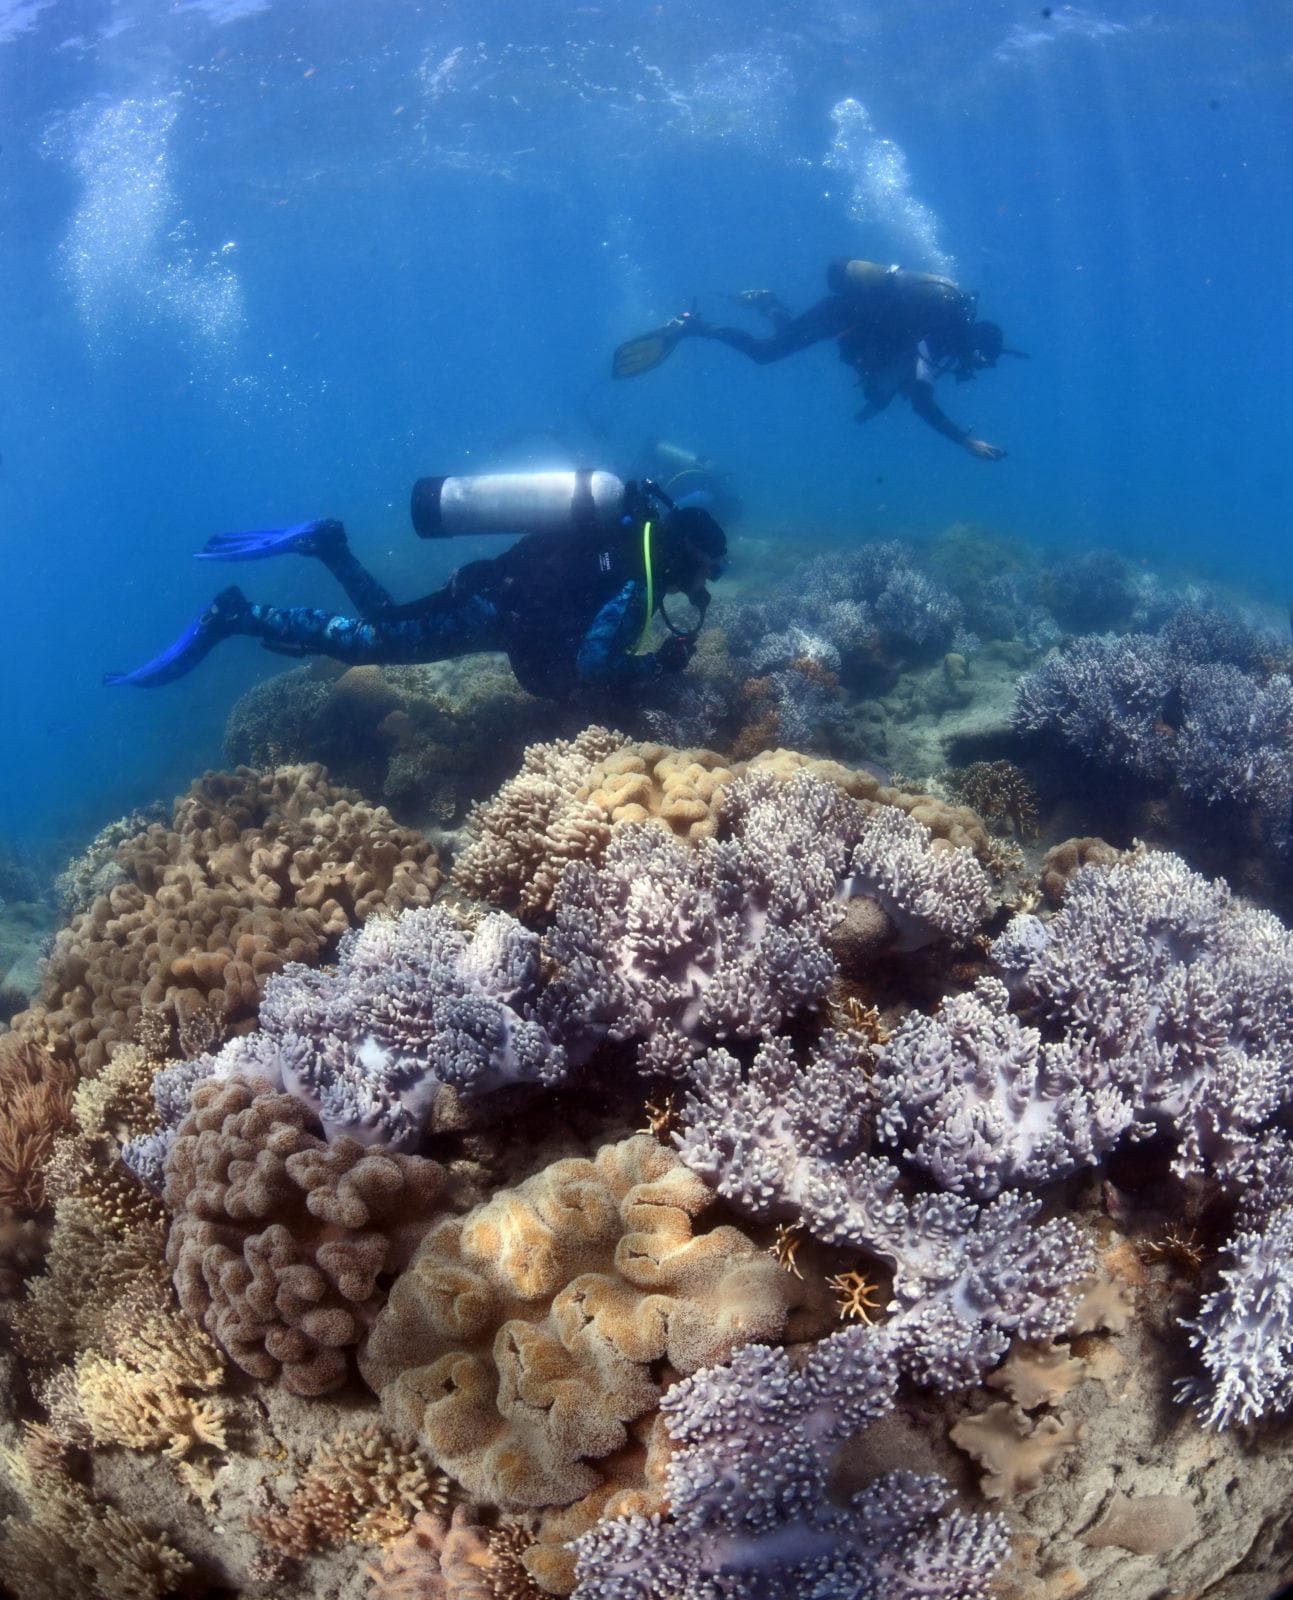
[196,518,343,562]
[104,587,248,687]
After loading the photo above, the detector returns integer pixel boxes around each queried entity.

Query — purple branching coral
[125,906,568,1177]
[871,977,1138,1199]
[993,849,1293,1426]
[540,771,992,1075]
[993,850,1293,1180]
[674,1031,1092,1389]
[1012,631,1175,781]
[1177,1132,1293,1429]
[1013,605,1293,847]
[725,542,964,677]
[571,1333,1010,1599]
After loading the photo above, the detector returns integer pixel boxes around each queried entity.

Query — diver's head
[657,505,728,598]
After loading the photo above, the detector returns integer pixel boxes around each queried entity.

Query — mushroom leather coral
[359,1135,817,1512]
[14,764,442,1072]
[164,1075,455,1395]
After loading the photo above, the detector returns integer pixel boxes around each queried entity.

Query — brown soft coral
[164,1075,457,1395]
[13,763,442,1073]
[360,1135,827,1517]
[248,1423,448,1557]
[368,1505,542,1600]
[0,1034,75,1213]
[0,1434,192,1600]
[452,727,627,915]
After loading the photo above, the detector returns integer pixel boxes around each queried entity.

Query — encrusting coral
[13,763,443,1072]
[163,1074,459,1394]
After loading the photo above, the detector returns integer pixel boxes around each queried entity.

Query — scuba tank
[410,469,628,540]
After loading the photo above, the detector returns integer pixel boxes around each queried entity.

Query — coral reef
[12,764,442,1073]
[7,705,1293,1600]
[225,655,558,828]
[163,1075,456,1394]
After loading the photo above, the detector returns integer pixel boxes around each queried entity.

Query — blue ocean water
[0,0,1290,854]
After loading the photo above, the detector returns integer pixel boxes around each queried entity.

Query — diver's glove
[655,633,695,673]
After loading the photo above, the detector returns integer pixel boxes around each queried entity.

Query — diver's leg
[692,295,847,365]
[281,518,398,618]
[198,516,396,618]
[242,585,501,666]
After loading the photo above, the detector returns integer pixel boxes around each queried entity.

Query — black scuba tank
[410,469,627,540]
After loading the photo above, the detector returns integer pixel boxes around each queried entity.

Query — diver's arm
[907,380,1006,460]
[575,582,686,687]
[692,295,851,365]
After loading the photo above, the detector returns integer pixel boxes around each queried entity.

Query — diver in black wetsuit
[104,472,727,706]
[613,258,1024,461]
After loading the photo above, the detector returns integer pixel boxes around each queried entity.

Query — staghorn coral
[570,1333,1010,1599]
[359,1135,828,1521]
[249,1423,449,1557]
[127,905,568,1169]
[13,763,442,1073]
[1013,606,1293,861]
[1176,1133,1293,1429]
[163,1074,456,1395]
[0,1435,192,1600]
[541,769,992,1076]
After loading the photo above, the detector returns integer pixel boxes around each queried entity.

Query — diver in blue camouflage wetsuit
[104,480,728,708]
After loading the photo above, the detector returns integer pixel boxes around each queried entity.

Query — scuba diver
[613,258,1026,461]
[104,471,728,705]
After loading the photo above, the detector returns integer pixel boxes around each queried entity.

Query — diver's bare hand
[964,437,1006,461]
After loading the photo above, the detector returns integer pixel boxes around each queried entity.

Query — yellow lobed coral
[164,1075,457,1395]
[13,763,442,1073]
[360,1135,827,1516]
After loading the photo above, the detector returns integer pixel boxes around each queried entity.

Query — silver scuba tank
[410,469,627,540]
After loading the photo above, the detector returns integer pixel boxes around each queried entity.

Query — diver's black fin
[611,316,692,379]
